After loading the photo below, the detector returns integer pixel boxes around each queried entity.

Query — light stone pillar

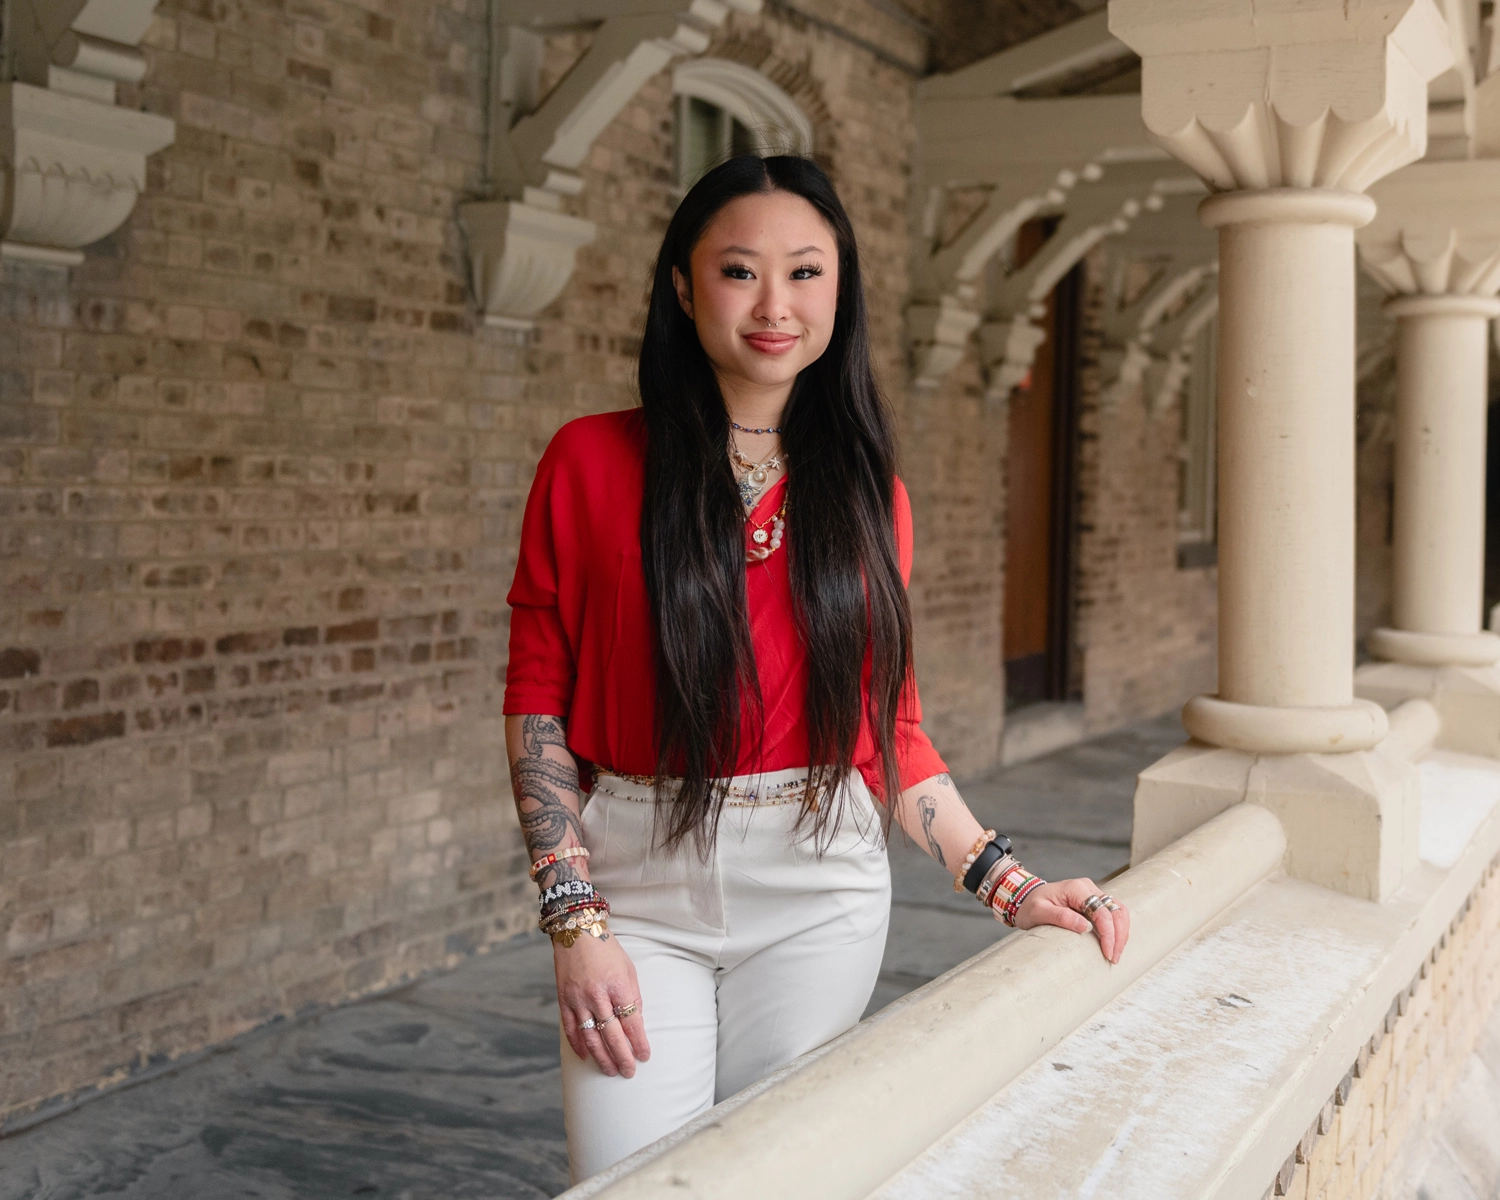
[1354,161,1500,757]
[1108,0,1454,900]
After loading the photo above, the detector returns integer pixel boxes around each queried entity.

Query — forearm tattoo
[917,793,945,866]
[510,715,584,879]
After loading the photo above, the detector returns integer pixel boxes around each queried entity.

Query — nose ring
[762,317,782,329]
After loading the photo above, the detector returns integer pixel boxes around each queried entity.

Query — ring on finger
[1103,899,1122,912]
[1079,894,1109,917]
[579,1017,597,1031]
[594,1014,616,1029]
[613,1002,639,1018]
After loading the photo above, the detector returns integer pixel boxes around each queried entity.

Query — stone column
[1109,0,1453,900]
[1355,161,1500,756]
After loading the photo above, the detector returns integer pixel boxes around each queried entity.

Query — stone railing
[558,700,1500,1199]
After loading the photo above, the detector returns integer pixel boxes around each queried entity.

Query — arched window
[671,59,814,188]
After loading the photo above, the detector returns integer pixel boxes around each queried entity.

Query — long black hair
[639,154,911,853]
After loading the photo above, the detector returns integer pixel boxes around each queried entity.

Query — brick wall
[904,352,1008,778]
[1074,248,1218,734]
[1271,851,1500,1200]
[0,0,530,1124]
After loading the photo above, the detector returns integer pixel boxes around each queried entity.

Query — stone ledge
[562,803,1287,1199]
[561,753,1500,1200]
[870,751,1500,1200]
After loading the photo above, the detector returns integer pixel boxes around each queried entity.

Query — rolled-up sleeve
[503,451,576,718]
[858,478,949,797]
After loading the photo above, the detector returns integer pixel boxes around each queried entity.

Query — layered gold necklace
[729,435,787,562]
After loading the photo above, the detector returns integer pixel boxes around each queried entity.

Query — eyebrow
[719,244,826,257]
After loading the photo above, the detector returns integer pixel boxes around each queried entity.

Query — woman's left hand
[1008,877,1130,965]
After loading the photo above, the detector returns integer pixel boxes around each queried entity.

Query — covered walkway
[0,716,1180,1200]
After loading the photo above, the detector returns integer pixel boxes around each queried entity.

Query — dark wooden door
[1003,222,1082,710]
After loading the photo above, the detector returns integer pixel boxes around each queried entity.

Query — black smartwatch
[962,833,1014,893]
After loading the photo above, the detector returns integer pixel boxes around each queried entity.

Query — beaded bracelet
[953,829,997,893]
[974,853,1019,907]
[541,895,609,923]
[540,878,595,907]
[988,861,1036,910]
[540,890,598,921]
[540,904,610,948]
[529,846,590,880]
[999,874,1047,927]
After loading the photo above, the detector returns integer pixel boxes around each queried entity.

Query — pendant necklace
[730,436,786,509]
[746,499,787,563]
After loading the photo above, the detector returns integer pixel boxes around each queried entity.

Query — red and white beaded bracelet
[998,873,1047,927]
[529,845,590,880]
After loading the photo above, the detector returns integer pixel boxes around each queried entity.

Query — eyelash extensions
[719,261,825,280]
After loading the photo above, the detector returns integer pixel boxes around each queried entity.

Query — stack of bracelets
[954,829,1046,926]
[531,846,611,947]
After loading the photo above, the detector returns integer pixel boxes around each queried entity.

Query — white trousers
[561,768,891,1183]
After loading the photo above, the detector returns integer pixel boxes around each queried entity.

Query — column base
[1181,694,1388,754]
[1355,659,1500,758]
[1366,627,1500,668]
[1131,742,1419,902]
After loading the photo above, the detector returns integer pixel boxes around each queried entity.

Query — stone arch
[672,57,815,156]
[699,31,838,166]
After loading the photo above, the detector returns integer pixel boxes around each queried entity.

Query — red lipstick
[744,332,798,355]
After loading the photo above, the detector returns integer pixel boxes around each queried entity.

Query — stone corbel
[907,165,1084,391]
[980,188,1151,402]
[909,87,1167,392]
[979,166,1178,401]
[459,0,761,327]
[1,0,175,264]
[1101,257,1217,410]
[1149,291,1218,416]
[976,315,1048,400]
[908,290,983,390]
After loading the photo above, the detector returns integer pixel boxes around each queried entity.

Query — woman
[503,154,1130,1182]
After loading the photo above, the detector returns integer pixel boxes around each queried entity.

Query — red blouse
[502,409,947,797]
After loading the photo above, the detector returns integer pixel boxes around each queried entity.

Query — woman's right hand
[555,931,651,1078]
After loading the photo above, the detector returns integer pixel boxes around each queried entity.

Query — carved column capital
[1359,159,1500,298]
[1108,0,1453,193]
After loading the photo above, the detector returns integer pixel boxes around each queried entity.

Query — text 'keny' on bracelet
[540,878,595,908]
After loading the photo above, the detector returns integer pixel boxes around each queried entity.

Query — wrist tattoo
[917,793,944,866]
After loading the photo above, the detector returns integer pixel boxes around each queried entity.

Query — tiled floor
[0,713,1181,1200]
